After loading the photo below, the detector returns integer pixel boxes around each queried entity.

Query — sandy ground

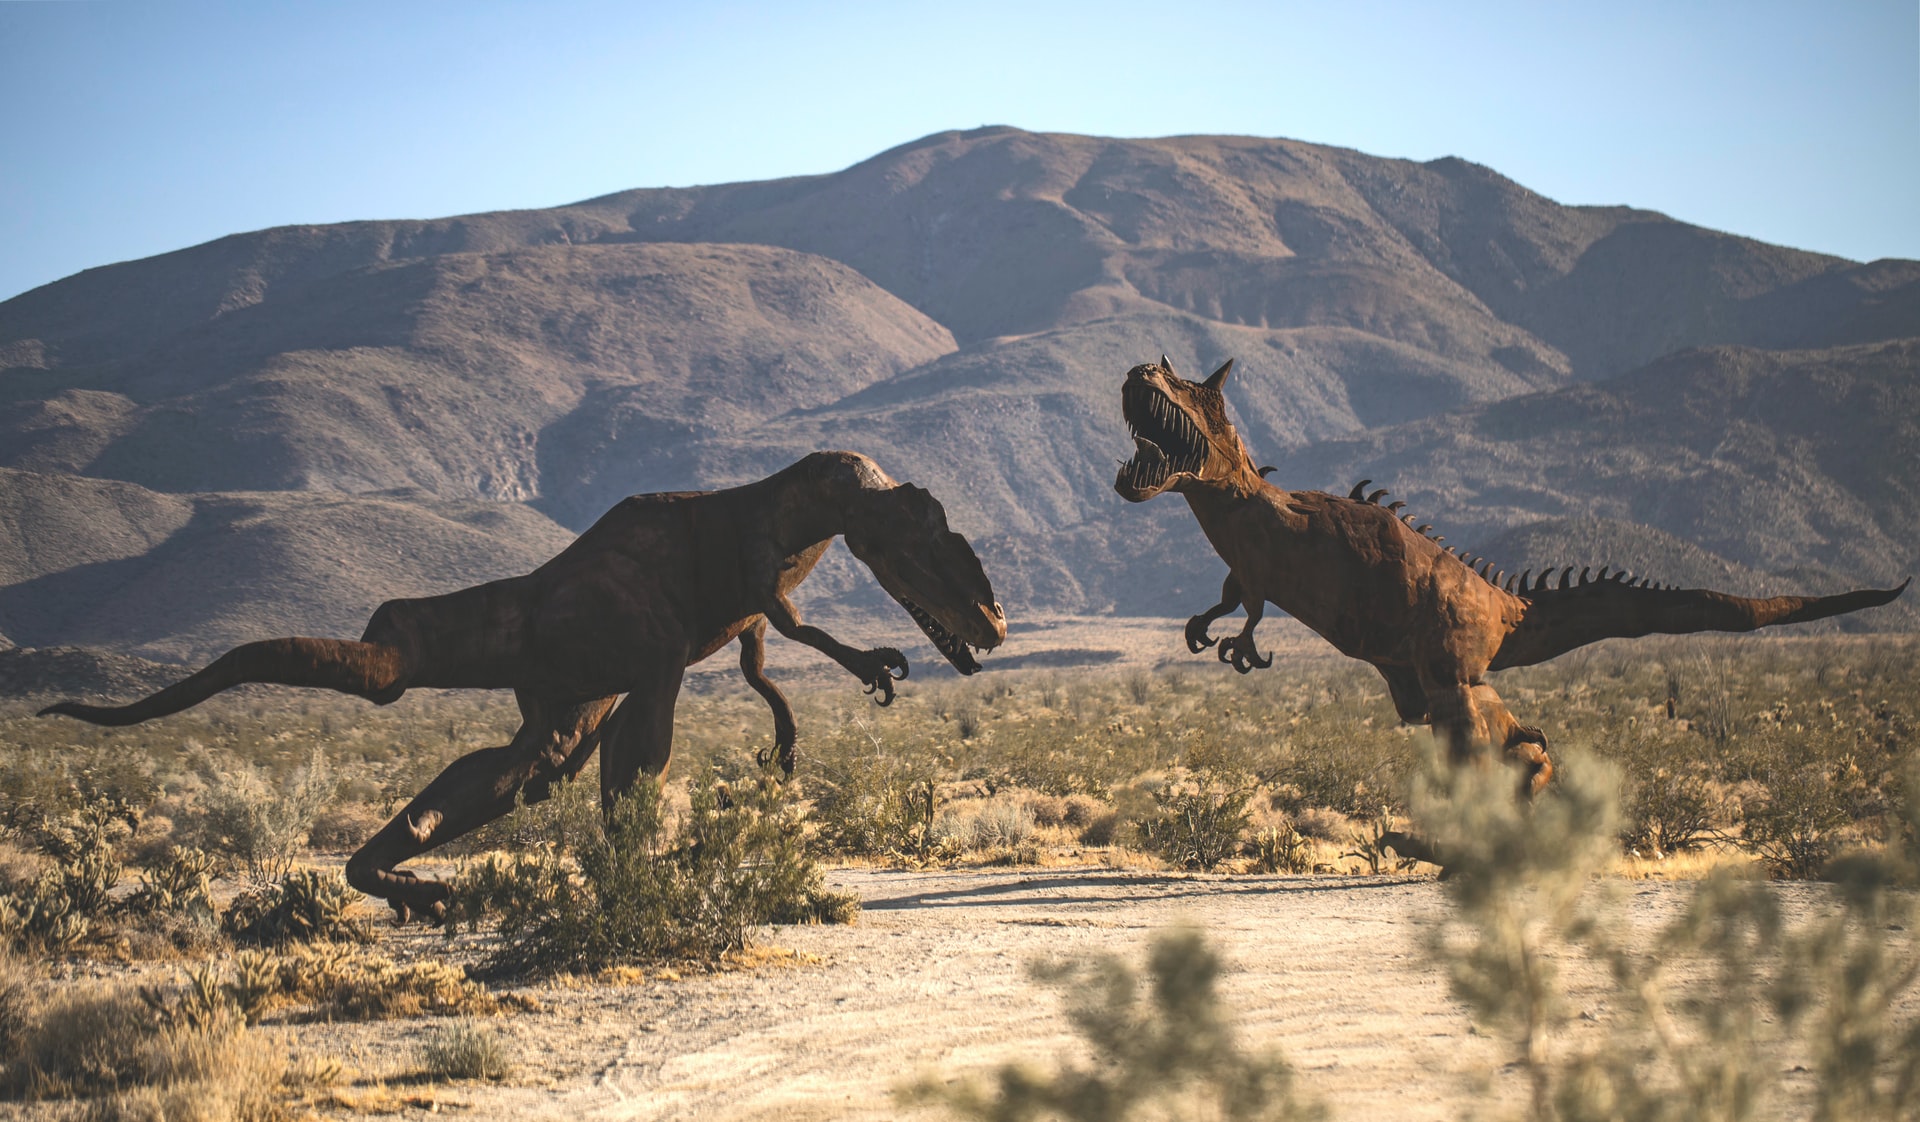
[297,867,1861,1122]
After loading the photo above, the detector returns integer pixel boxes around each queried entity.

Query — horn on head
[1160,354,1175,374]
[1203,358,1234,391]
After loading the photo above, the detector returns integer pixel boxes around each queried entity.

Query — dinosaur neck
[762,452,892,555]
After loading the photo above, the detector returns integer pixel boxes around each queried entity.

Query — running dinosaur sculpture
[1114,356,1909,797]
[42,451,1007,921]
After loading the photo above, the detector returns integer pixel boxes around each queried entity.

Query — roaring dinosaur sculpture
[42,451,1007,921]
[1114,356,1908,795]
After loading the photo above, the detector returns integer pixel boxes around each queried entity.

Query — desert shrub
[1341,808,1419,875]
[1286,807,1351,841]
[1139,743,1257,872]
[1024,793,1069,829]
[189,747,336,878]
[449,769,852,975]
[1247,823,1312,875]
[1730,724,1869,879]
[1077,809,1121,847]
[1,972,294,1119]
[420,1018,514,1081]
[223,868,371,946]
[151,942,506,1025]
[907,928,1322,1121]
[126,846,217,918]
[1417,745,1920,1122]
[0,798,133,953]
[808,718,941,858]
[0,949,38,1062]
[305,801,386,852]
[935,798,1036,852]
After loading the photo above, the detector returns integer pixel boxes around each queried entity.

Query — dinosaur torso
[1185,483,1526,667]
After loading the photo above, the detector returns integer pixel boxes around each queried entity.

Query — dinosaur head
[1114,356,1257,502]
[844,483,1007,675]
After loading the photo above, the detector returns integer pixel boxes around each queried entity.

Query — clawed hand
[1184,614,1219,653]
[850,647,909,706]
[1216,633,1272,674]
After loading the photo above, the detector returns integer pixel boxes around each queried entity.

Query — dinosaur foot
[849,647,908,706]
[1184,614,1220,654]
[1216,634,1273,674]
[756,738,798,780]
[356,867,453,926]
[1376,831,1448,876]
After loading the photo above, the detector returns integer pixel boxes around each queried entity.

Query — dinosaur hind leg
[1424,676,1552,798]
[1472,682,1552,798]
[345,693,616,923]
[738,620,798,777]
[599,655,688,809]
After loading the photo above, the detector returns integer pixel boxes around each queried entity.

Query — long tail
[38,638,409,726]
[1490,569,1910,670]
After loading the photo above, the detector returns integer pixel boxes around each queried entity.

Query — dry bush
[907,928,1322,1121]
[222,867,372,946]
[1286,807,1352,842]
[305,801,386,852]
[448,768,853,975]
[808,716,942,859]
[186,747,335,879]
[2,977,291,1120]
[419,1018,514,1081]
[1417,746,1920,1121]
[1247,823,1313,875]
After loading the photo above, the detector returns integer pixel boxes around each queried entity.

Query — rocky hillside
[2,127,1914,659]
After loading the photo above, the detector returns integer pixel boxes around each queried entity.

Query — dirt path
[308,868,1844,1121]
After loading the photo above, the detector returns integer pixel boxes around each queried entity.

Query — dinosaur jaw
[898,597,996,675]
[1116,381,1208,502]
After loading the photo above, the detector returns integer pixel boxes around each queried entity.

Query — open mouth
[1117,381,1208,492]
[902,598,984,675]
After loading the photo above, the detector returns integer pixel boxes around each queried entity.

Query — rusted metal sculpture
[1114,356,1907,796]
[44,451,1006,920]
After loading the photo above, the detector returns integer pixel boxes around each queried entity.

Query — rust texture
[43,451,1006,921]
[1114,357,1908,799]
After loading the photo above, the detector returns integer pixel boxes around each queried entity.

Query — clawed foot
[1377,831,1448,876]
[375,871,452,926]
[1184,614,1219,653]
[849,647,908,706]
[1216,633,1272,674]
[756,737,798,779]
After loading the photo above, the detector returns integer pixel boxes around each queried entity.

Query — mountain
[1,126,1914,659]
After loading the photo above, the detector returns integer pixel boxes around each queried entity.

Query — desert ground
[270,866,1868,1122]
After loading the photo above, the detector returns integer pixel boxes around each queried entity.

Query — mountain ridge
[2,127,1914,657]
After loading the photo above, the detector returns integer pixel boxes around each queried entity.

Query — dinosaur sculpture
[1113,356,1908,796]
[42,451,1007,921]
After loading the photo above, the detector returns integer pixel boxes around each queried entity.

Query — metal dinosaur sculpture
[42,451,1007,921]
[1113,356,1909,797]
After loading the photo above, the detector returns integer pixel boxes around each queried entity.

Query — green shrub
[1417,746,1920,1122]
[222,868,371,946]
[189,747,336,879]
[907,928,1322,1121]
[449,769,853,975]
[1248,824,1312,875]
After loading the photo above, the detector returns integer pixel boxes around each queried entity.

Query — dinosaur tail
[1489,570,1910,670]
[38,637,409,726]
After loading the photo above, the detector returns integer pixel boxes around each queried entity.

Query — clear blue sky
[3,0,1916,302]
